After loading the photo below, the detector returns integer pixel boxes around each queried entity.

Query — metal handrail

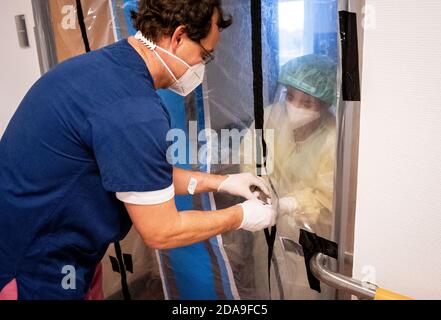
[310,253,377,300]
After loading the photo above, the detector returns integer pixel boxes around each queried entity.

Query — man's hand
[218,173,271,200]
[238,199,277,232]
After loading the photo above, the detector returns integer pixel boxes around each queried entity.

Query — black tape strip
[75,0,91,53]
[339,11,361,101]
[251,0,278,298]
[250,0,267,173]
[299,230,338,293]
[251,0,264,141]
[263,228,277,295]
[123,254,134,274]
[114,242,132,300]
[109,256,121,273]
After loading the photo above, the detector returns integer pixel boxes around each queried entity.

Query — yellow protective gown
[241,102,336,299]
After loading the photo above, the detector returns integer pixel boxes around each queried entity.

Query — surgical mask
[135,31,205,97]
[285,101,320,130]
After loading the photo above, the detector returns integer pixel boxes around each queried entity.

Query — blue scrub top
[0,39,173,299]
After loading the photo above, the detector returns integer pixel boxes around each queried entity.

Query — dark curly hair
[131,0,232,43]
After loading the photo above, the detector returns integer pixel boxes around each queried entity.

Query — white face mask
[135,31,205,97]
[285,101,320,130]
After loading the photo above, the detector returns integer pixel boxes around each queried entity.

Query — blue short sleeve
[90,96,173,193]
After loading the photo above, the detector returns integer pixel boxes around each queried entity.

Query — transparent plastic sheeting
[241,55,338,299]
[205,0,339,299]
[102,228,164,300]
[42,0,340,300]
[47,0,137,63]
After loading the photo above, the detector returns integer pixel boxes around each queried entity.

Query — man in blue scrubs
[0,0,276,299]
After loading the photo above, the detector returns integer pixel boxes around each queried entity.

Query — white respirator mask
[285,101,320,130]
[135,31,205,97]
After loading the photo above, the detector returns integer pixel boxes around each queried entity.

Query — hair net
[278,54,337,106]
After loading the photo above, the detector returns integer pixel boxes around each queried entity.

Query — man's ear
[170,26,187,53]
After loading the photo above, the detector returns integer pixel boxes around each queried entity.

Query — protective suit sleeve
[284,126,336,225]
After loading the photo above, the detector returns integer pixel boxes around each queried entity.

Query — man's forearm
[173,167,226,195]
[154,205,243,249]
[127,198,244,250]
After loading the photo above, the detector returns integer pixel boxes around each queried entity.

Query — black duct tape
[123,254,134,274]
[339,11,361,101]
[109,256,121,273]
[76,0,91,53]
[114,242,132,300]
[251,0,278,297]
[299,229,338,293]
[251,0,267,169]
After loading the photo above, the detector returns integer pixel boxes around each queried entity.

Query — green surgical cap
[278,54,337,106]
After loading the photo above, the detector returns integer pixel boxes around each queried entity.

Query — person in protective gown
[241,54,337,299]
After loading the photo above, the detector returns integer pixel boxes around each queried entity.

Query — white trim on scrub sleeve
[116,184,175,205]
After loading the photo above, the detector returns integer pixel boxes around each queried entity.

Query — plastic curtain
[203,0,339,299]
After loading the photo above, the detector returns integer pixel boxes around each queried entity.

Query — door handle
[310,253,413,300]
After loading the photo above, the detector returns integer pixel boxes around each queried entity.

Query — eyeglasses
[197,41,215,65]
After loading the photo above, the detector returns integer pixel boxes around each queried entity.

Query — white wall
[0,0,41,136]
[353,0,441,299]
